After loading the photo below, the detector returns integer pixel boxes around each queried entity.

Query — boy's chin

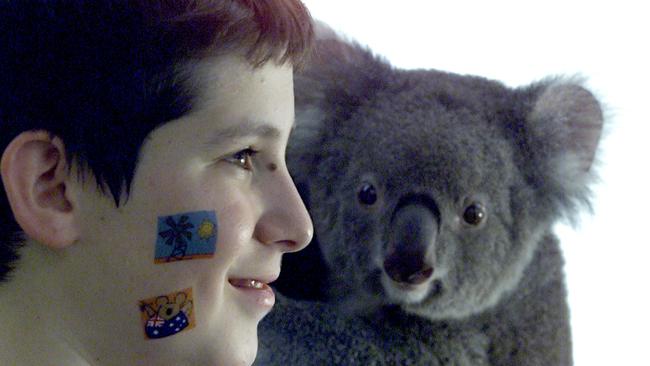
[210,322,259,366]
[215,339,258,366]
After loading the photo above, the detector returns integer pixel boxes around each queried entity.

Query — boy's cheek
[136,210,220,340]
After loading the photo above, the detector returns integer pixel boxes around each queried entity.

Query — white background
[302,1,649,365]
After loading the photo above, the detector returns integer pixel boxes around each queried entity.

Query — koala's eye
[463,202,486,226]
[358,183,378,205]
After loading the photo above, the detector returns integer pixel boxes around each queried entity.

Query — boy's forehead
[169,53,295,139]
[186,54,293,98]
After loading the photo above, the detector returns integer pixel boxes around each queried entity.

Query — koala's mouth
[381,272,443,305]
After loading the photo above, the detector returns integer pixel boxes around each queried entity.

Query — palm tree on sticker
[158,215,194,261]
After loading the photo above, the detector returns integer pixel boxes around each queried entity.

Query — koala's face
[155,297,181,320]
[308,86,546,320]
[155,293,192,320]
[289,39,601,320]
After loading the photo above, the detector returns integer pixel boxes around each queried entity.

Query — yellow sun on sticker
[197,219,215,241]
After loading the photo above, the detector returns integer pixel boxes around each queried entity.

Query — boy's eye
[225,148,258,170]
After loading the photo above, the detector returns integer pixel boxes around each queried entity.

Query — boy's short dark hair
[0,0,314,281]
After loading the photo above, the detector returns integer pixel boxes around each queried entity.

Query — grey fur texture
[257,28,603,366]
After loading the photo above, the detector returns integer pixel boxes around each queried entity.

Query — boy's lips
[228,276,278,311]
[229,278,272,289]
[228,272,279,288]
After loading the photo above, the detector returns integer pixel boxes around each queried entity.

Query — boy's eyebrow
[204,119,288,147]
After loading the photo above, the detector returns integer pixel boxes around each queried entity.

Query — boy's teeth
[231,279,265,288]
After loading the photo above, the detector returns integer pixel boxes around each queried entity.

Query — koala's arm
[255,295,372,365]
[256,295,386,366]
[373,307,490,366]
[256,295,452,366]
[481,233,572,366]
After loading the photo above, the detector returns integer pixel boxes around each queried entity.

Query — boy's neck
[0,242,89,365]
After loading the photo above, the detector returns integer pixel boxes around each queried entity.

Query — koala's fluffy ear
[521,80,604,220]
[529,82,603,171]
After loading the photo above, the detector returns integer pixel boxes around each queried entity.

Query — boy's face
[57,55,313,365]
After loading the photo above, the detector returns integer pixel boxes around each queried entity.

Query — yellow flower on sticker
[197,218,216,241]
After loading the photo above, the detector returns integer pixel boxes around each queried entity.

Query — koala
[257,28,603,366]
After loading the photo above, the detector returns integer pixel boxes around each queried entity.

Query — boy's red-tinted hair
[0,0,314,281]
[146,0,313,67]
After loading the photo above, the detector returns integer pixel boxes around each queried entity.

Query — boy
[0,1,314,365]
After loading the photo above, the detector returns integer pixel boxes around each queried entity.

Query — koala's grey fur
[257,26,603,366]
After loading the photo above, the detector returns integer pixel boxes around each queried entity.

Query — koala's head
[155,292,192,320]
[286,36,603,320]
[155,296,181,320]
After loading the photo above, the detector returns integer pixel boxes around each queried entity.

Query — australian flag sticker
[139,287,196,340]
[155,210,217,263]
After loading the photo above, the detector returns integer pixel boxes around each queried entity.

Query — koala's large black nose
[384,255,434,285]
[384,197,438,285]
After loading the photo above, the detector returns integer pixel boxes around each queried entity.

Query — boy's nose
[253,171,313,252]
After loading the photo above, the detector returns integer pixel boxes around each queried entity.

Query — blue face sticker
[155,210,217,263]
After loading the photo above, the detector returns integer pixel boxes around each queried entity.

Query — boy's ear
[1,130,80,248]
